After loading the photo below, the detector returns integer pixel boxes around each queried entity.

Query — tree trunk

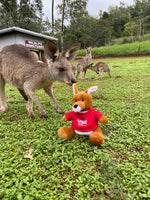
[61,0,65,52]
[52,0,54,34]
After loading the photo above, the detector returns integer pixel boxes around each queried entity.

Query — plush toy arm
[99,114,108,124]
[62,115,68,122]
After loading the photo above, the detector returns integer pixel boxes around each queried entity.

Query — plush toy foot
[89,127,104,146]
[58,126,76,140]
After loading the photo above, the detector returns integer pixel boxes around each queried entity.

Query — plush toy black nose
[74,105,78,108]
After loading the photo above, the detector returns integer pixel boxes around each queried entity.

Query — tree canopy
[0,0,49,32]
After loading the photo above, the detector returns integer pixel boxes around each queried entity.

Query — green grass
[0,57,150,199]
[77,41,150,57]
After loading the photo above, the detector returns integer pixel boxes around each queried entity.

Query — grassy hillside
[77,41,150,57]
[0,57,150,199]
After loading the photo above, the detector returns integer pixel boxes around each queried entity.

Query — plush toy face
[72,84,98,112]
[72,92,92,112]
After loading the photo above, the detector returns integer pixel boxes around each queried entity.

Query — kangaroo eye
[59,68,64,72]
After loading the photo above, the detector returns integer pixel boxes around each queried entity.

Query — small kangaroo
[0,39,80,119]
[89,62,112,79]
[76,47,92,79]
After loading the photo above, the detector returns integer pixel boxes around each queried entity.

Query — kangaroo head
[88,63,99,74]
[44,39,80,85]
[72,84,98,112]
[88,63,94,69]
[85,46,92,55]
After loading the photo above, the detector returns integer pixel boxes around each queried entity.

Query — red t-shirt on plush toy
[66,107,103,135]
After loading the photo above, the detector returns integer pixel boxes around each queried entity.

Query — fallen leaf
[24,149,33,159]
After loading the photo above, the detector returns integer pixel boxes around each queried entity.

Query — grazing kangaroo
[89,62,112,79]
[0,39,80,119]
[76,47,92,79]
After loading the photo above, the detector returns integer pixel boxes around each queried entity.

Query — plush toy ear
[85,86,98,94]
[73,83,78,95]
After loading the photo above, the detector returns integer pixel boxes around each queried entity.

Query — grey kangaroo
[76,47,92,79]
[0,39,80,119]
[89,62,112,79]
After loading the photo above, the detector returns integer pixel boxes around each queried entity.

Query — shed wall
[0,32,44,51]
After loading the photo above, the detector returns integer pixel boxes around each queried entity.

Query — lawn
[0,57,150,200]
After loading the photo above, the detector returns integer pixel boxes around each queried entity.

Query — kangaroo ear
[73,83,78,95]
[85,86,98,94]
[44,39,59,61]
[62,43,81,61]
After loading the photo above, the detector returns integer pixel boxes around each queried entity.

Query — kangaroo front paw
[0,106,8,112]
[57,108,65,114]
[28,113,35,120]
[41,114,48,118]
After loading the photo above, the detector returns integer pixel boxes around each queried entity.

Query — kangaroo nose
[71,79,76,84]
[74,105,78,108]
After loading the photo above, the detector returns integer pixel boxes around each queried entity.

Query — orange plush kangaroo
[58,84,108,146]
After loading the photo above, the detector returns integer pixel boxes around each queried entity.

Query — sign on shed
[25,40,44,50]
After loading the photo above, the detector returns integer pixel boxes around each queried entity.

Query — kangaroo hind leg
[99,69,103,79]
[24,82,48,119]
[0,75,8,112]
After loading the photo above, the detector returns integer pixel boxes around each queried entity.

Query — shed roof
[0,26,57,41]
